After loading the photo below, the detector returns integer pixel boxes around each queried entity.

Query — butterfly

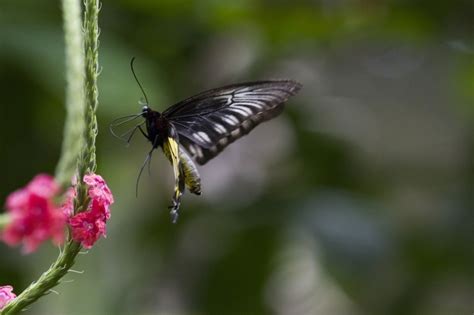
[110,58,302,223]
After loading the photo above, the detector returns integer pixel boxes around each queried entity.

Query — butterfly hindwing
[163,80,302,164]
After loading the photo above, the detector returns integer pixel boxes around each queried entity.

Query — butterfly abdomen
[161,130,202,196]
[179,148,201,195]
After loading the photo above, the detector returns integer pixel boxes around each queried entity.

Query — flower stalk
[75,0,100,216]
[0,0,101,313]
[0,214,9,231]
[55,0,85,189]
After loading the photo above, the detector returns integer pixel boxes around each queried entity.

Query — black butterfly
[111,59,302,223]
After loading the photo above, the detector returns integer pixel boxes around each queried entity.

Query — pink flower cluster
[2,173,113,253]
[67,174,113,249]
[0,286,16,310]
[2,175,66,253]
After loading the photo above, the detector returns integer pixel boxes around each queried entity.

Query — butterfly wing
[163,80,302,165]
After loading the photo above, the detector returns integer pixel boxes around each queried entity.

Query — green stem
[75,0,100,213]
[0,214,10,230]
[55,0,85,189]
[0,242,82,314]
[1,0,101,314]
[81,0,100,175]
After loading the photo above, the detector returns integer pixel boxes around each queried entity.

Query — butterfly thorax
[142,106,170,148]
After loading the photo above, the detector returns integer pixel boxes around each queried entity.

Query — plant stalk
[55,0,85,189]
[0,0,101,313]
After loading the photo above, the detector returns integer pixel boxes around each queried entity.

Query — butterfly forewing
[164,80,302,164]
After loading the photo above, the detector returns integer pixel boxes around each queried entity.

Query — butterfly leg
[136,148,154,197]
[169,167,185,223]
[135,135,158,197]
[138,125,148,139]
[125,123,147,145]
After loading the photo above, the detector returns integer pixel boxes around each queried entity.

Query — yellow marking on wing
[163,137,185,209]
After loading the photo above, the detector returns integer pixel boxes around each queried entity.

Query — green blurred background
[1,1,473,314]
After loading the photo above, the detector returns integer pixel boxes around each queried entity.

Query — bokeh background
[1,1,473,314]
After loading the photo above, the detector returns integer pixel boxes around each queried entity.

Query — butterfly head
[141,104,161,119]
[141,104,149,117]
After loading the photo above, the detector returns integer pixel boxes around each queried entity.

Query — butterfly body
[111,79,301,222]
[141,106,167,148]
[140,105,201,221]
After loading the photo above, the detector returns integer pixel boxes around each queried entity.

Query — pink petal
[84,174,114,206]
[0,285,16,309]
[5,189,29,212]
[61,187,76,217]
[27,174,59,199]
[66,173,113,249]
[2,174,66,253]
[69,209,108,249]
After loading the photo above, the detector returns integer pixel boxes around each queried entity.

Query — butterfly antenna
[130,57,150,105]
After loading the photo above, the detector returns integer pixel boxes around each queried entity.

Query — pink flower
[0,285,16,309]
[83,174,114,207]
[26,174,59,198]
[68,174,113,249]
[61,187,76,218]
[69,204,107,249]
[2,174,66,253]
